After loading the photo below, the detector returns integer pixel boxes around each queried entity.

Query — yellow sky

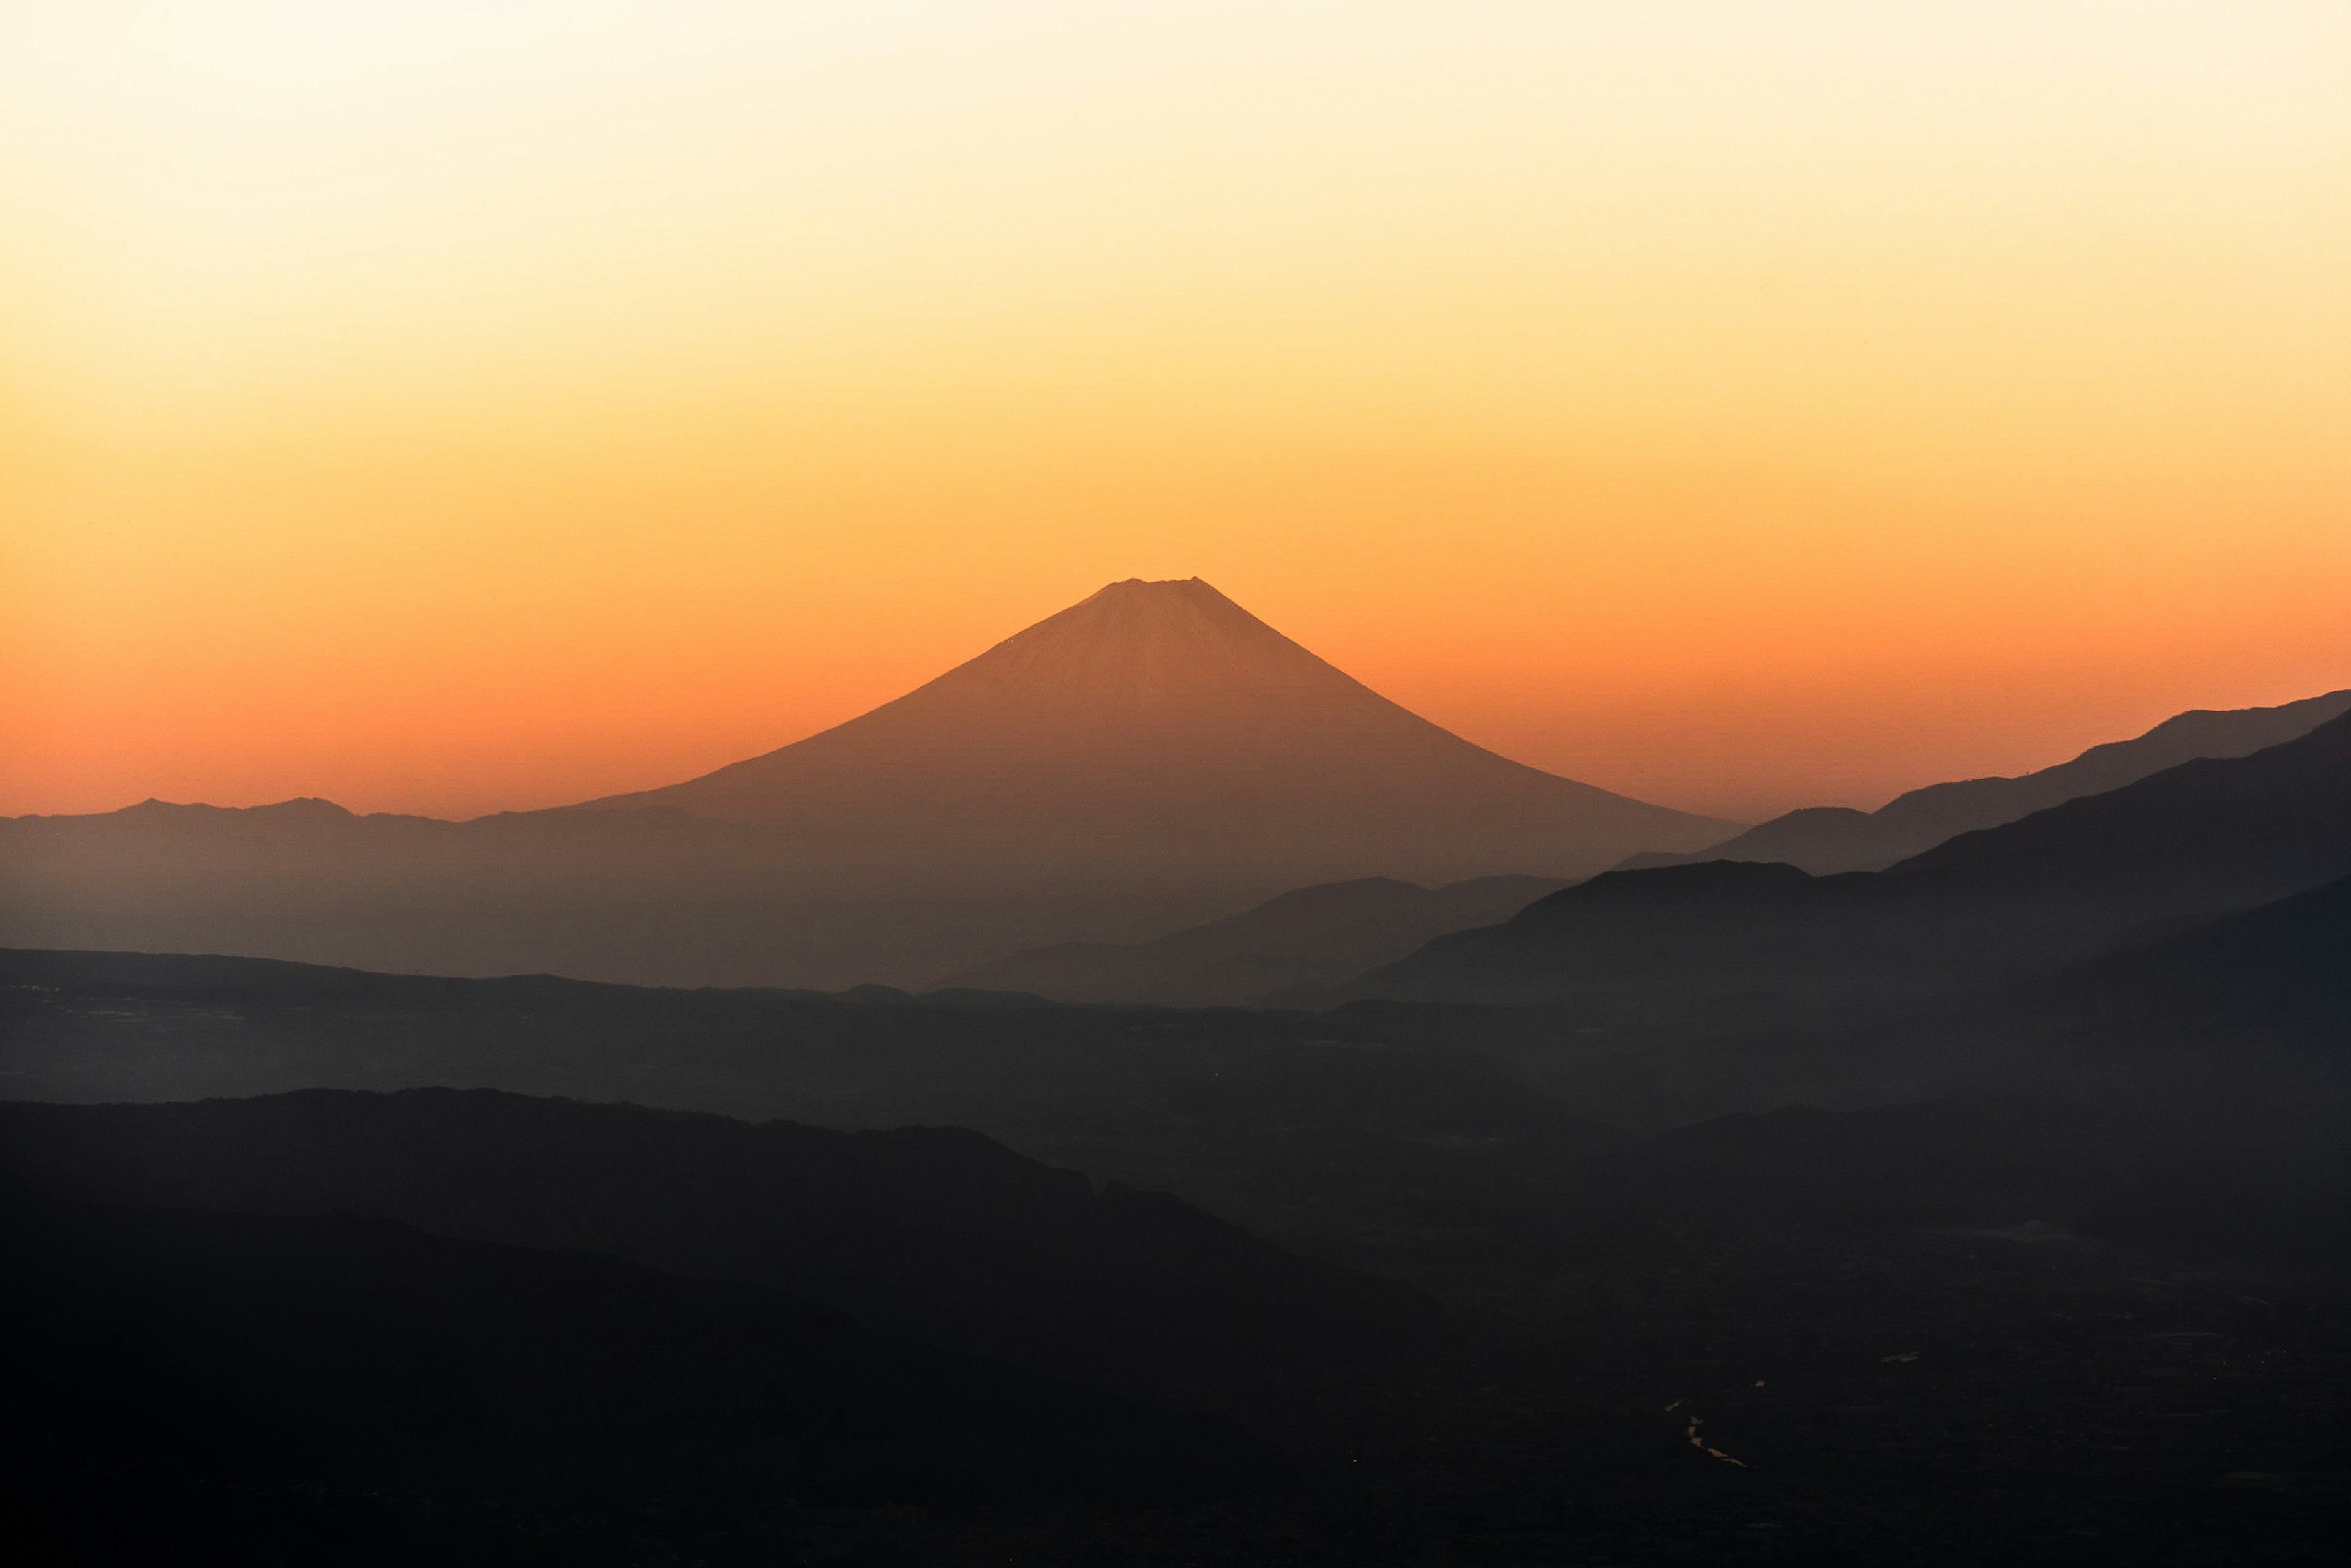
[4,1,2348,822]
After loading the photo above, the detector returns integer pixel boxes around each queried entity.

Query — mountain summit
[583,577,1733,881]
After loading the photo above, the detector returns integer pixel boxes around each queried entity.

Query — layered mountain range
[1363,705,2351,1008]
[942,685,2351,1006]
[0,579,1729,988]
[12,700,2351,1557]
[1626,687,2351,876]
[946,872,1574,1007]
[10,590,2350,1559]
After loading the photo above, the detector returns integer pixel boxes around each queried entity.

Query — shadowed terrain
[0,1180,1278,1565]
[946,873,1573,1006]
[0,1086,1433,1427]
[8,877,2351,1561]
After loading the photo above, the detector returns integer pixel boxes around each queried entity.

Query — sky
[4,1,2347,825]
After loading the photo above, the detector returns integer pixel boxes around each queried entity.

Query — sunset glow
[6,1,2348,822]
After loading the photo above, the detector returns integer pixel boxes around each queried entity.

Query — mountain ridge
[947,872,1575,1007]
[1362,706,2351,1007]
[1623,688,2351,876]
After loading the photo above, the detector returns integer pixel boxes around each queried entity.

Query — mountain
[0,1087,1431,1425]
[1571,868,2351,1262]
[1363,706,2351,1007]
[0,579,1730,989]
[0,946,1629,1283]
[10,931,2351,1561]
[0,1184,1273,1562]
[1623,688,2351,876]
[576,577,1730,877]
[946,872,1573,1007]
[2014,864,2351,1051]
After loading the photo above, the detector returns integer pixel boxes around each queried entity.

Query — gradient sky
[4,1,2347,824]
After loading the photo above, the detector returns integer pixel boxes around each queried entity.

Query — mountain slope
[1570,870,2351,1262]
[1625,688,2351,876]
[0,947,1629,1286]
[1363,707,2351,1007]
[579,577,1731,879]
[947,872,1573,1006]
[0,1087,1430,1424]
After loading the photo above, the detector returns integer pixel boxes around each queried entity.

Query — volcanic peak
[561,576,1736,879]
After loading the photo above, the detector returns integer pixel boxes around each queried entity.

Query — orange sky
[5,2,2349,825]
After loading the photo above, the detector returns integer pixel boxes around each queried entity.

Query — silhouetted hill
[9,931,2351,1559]
[0,580,1729,989]
[1622,688,2351,876]
[0,947,1630,1284]
[948,873,1572,1006]
[1365,708,2351,1007]
[0,1180,1273,1563]
[1560,868,2351,1262]
[2018,865,2351,1048]
[0,1087,1431,1424]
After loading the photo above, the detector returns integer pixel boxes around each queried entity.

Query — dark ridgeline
[0,1087,1433,1427]
[1364,704,2351,1007]
[0,579,1732,991]
[954,685,2351,1010]
[1567,866,2351,1259]
[9,859,2351,1558]
[1622,686,2351,876]
[0,948,1632,1285]
[945,872,1573,1007]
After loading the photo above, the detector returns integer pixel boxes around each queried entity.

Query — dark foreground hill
[0,1180,1273,1564]
[0,1086,1431,1427]
[9,900,2351,1560]
[0,580,1730,990]
[0,946,1630,1286]
[1569,867,2351,1262]
[1367,706,2351,1008]
[1626,687,2351,876]
[946,873,1573,1006]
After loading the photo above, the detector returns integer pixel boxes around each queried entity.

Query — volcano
[572,577,1731,879]
[0,578,1731,987]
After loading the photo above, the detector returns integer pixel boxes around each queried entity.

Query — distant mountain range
[0,579,1730,989]
[1363,705,2351,1007]
[1572,862,2351,1261]
[946,873,1573,1007]
[943,685,2351,1007]
[1624,688,2351,876]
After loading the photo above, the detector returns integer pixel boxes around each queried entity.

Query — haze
[6,1,2349,823]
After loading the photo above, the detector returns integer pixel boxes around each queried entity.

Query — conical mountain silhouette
[583,577,1731,879]
[0,578,1730,986]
